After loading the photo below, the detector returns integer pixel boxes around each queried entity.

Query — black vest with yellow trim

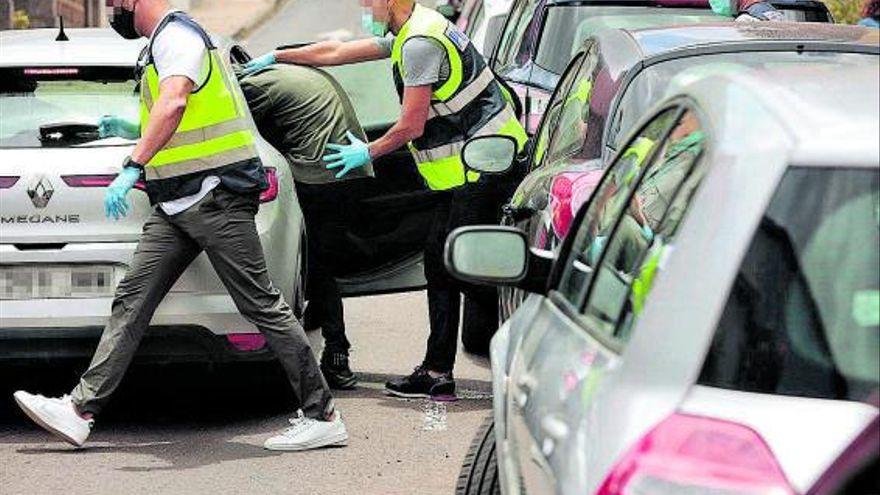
[137,12,267,204]
[391,5,527,191]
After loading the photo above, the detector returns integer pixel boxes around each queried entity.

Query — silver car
[0,28,435,364]
[447,60,879,494]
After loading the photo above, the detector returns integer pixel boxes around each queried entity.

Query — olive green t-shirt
[238,65,374,184]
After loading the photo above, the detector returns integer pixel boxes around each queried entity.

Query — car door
[491,0,543,130]
[234,46,448,297]
[504,104,711,494]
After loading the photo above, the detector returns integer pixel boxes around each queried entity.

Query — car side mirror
[445,226,552,294]
[461,135,518,175]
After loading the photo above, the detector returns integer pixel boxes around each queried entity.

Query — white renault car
[0,28,443,364]
[447,60,879,494]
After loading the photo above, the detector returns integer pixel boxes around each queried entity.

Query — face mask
[109,4,140,39]
[371,19,390,37]
[709,0,736,17]
[361,9,374,34]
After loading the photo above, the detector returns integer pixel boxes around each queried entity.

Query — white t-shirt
[149,10,217,216]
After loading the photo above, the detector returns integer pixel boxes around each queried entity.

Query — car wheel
[461,298,497,356]
[456,416,501,495]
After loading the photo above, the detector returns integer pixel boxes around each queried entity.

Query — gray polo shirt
[375,35,451,88]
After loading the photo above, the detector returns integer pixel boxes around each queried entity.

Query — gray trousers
[71,188,334,420]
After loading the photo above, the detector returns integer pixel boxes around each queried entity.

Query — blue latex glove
[98,115,140,140]
[241,52,277,76]
[104,167,141,221]
[642,224,654,241]
[323,131,371,179]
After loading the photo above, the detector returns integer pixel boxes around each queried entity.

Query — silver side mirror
[461,135,517,174]
[444,226,529,285]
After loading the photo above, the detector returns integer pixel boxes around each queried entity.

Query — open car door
[306,58,448,297]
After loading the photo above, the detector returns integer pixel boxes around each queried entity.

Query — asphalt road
[0,2,493,494]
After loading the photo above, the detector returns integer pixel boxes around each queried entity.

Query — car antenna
[56,16,69,42]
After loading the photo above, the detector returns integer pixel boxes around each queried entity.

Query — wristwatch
[122,156,145,172]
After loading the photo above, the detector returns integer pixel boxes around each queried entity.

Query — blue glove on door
[241,52,277,76]
[104,167,141,221]
[323,131,371,179]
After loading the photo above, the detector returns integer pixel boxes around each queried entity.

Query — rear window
[0,67,138,149]
[534,6,722,75]
[699,167,880,403]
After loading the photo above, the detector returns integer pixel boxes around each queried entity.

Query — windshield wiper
[39,122,101,146]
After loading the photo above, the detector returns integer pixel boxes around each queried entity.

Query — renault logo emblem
[27,175,54,209]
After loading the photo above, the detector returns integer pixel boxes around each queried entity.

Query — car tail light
[0,176,19,189]
[597,413,795,495]
[226,333,267,352]
[259,168,279,203]
[62,174,146,191]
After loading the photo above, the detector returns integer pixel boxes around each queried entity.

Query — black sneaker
[321,353,358,390]
[385,366,456,400]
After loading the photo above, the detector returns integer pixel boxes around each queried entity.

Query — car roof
[688,63,880,167]
[0,28,147,67]
[626,22,880,58]
[0,28,235,68]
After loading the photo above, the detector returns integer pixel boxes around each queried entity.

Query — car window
[608,52,876,151]
[0,67,139,149]
[699,167,880,403]
[583,110,707,342]
[531,51,586,170]
[493,0,537,72]
[554,106,681,310]
[466,1,485,38]
[534,6,722,76]
[483,14,508,58]
[538,45,600,168]
[325,61,401,132]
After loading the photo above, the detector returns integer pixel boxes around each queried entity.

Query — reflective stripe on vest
[390,4,527,191]
[138,13,260,184]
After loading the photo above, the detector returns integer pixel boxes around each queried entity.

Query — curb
[233,0,289,40]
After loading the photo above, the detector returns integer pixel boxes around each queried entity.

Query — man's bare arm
[275,39,388,67]
[368,85,432,159]
[130,76,193,165]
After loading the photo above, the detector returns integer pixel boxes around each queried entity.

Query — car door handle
[514,373,538,409]
[503,204,537,223]
[541,415,570,442]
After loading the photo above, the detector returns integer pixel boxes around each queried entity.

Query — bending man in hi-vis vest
[13,0,348,452]
[245,0,528,399]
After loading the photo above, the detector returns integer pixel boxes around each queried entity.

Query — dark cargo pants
[70,188,334,420]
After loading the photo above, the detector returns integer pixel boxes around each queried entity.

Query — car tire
[456,415,502,495]
[461,298,497,356]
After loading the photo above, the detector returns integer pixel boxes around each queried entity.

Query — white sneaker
[263,410,348,451]
[13,391,93,448]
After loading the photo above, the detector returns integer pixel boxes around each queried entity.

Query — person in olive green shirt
[235,64,374,389]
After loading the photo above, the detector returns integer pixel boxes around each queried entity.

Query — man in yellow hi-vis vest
[13,0,347,452]
[245,0,527,399]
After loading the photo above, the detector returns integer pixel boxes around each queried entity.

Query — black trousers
[422,179,509,373]
[295,180,370,356]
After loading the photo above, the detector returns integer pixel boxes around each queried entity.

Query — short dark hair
[863,0,880,18]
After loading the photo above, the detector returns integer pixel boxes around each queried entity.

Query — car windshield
[534,6,723,75]
[699,167,880,403]
[0,67,139,149]
[611,51,879,149]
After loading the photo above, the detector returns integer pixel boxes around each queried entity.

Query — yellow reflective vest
[390,5,527,191]
[137,12,266,203]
